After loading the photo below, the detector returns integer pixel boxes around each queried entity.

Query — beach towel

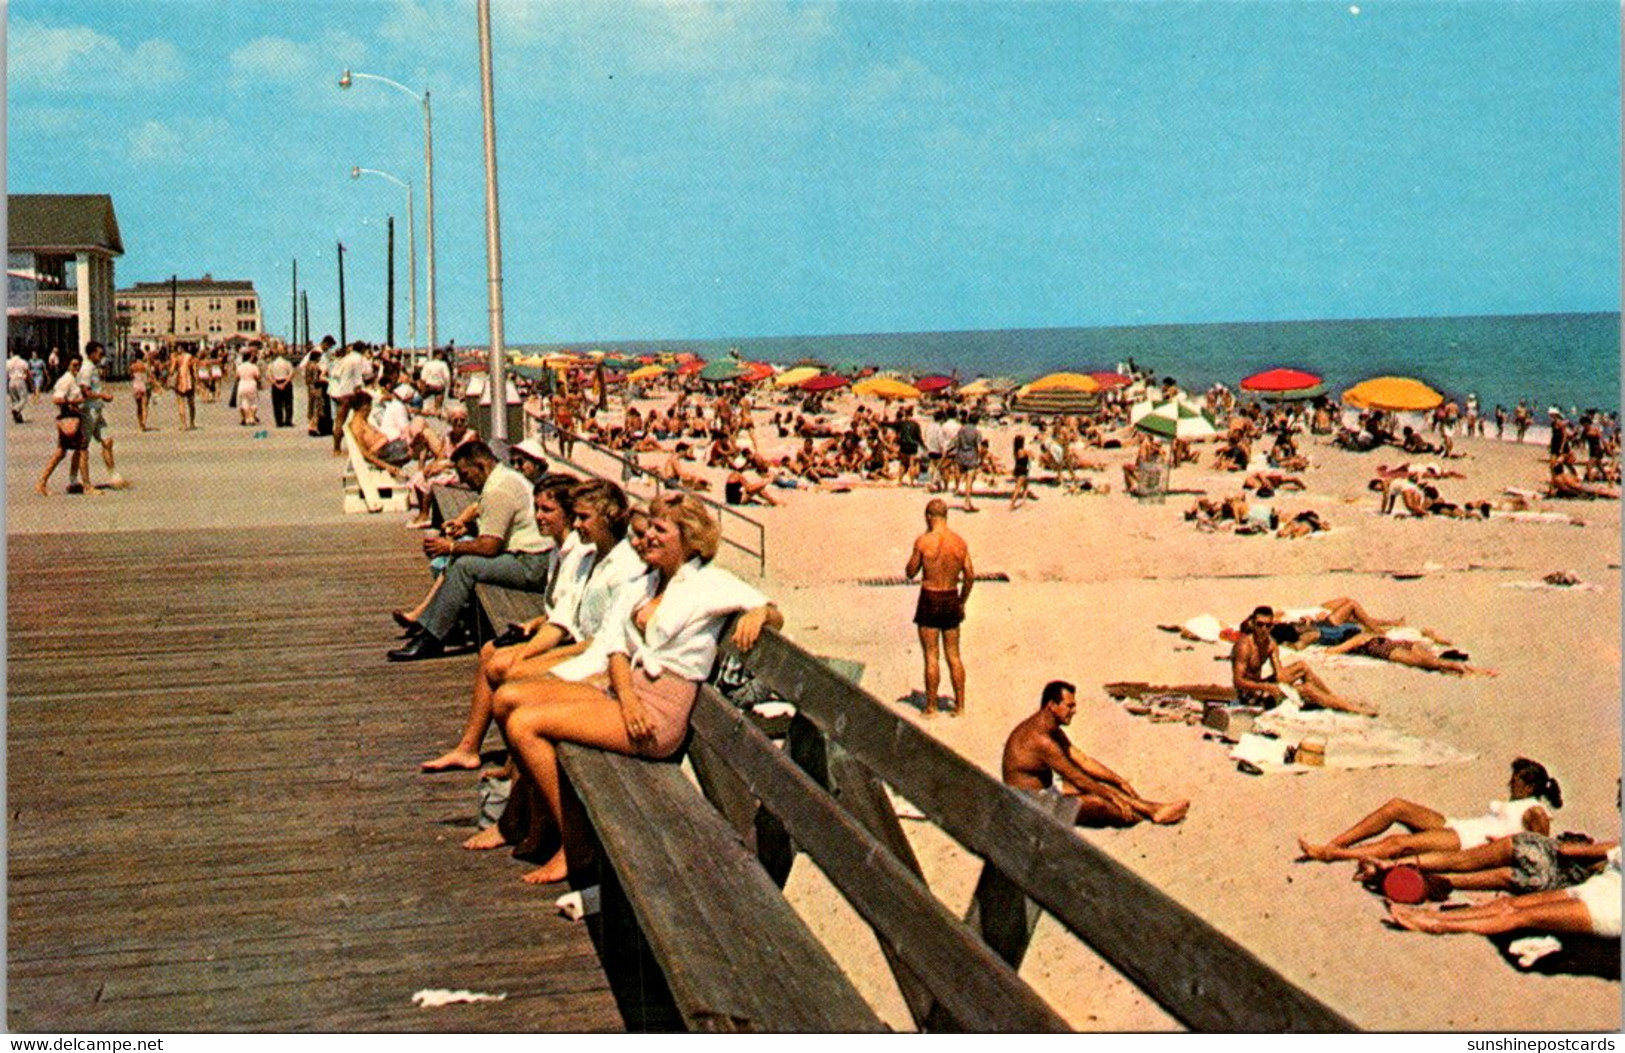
[1227,697,1475,773]
[1500,578,1601,592]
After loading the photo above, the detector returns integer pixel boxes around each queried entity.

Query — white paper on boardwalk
[411,989,509,1007]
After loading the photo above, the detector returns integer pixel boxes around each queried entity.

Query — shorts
[914,588,964,631]
[599,668,699,759]
[83,412,110,445]
[1570,867,1622,938]
[376,439,412,467]
[1360,637,1401,661]
[56,414,87,451]
[1509,832,1595,893]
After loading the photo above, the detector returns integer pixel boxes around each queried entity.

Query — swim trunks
[1359,637,1401,661]
[376,439,412,467]
[914,588,964,630]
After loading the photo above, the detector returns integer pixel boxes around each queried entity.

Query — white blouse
[551,558,769,683]
[548,536,649,643]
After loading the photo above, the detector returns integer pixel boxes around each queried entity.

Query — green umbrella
[1131,398,1217,439]
[834,361,865,378]
[699,359,746,382]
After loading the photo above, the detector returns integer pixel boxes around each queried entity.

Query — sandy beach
[8,380,1619,1032]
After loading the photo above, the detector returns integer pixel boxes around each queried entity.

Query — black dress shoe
[388,634,445,662]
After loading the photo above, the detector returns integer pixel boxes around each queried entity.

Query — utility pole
[387,216,396,350]
[337,241,348,348]
[301,292,310,354]
[290,259,298,353]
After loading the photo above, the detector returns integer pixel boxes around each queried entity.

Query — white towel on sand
[1228,698,1475,773]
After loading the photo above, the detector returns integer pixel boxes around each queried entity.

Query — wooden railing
[690,629,1356,1032]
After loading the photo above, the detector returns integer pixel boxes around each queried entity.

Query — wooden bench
[341,432,411,514]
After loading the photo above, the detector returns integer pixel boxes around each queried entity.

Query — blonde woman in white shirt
[494,493,781,885]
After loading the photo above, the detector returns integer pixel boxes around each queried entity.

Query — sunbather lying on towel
[1388,845,1620,940]
[1002,680,1188,827]
[1231,606,1373,715]
[1354,829,1616,897]
[1319,628,1497,676]
[1298,757,1562,862]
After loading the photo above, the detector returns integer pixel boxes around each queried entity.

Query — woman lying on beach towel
[1388,845,1621,940]
[1318,629,1496,676]
[1355,829,1617,897]
[1298,757,1562,863]
[492,494,782,884]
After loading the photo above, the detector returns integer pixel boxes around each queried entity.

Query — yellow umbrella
[627,364,667,382]
[774,365,821,388]
[852,376,922,400]
[1342,376,1444,412]
[1020,371,1101,396]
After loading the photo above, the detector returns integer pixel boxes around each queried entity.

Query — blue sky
[8,0,1620,346]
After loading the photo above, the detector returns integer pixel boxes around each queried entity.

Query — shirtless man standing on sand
[1003,680,1188,826]
[1232,605,1375,715]
[906,497,972,717]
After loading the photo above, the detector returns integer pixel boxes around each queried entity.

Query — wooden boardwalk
[7,522,623,1032]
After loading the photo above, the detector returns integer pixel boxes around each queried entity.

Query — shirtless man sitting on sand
[1002,680,1188,827]
[906,497,972,717]
[1231,605,1375,715]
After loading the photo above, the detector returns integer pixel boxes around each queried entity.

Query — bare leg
[497,680,641,886]
[941,626,966,716]
[1300,797,1448,859]
[1390,893,1594,936]
[36,448,66,495]
[1306,827,1462,863]
[917,625,941,716]
[423,641,510,773]
[1321,597,1401,632]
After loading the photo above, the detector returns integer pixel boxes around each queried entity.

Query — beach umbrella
[698,359,746,382]
[602,354,639,371]
[1132,397,1218,440]
[1088,371,1134,390]
[914,374,956,394]
[800,373,850,392]
[773,365,820,388]
[676,359,706,376]
[627,364,666,382]
[510,363,550,382]
[1342,376,1444,412]
[739,361,776,384]
[853,376,923,400]
[957,377,997,397]
[1241,367,1326,401]
[457,361,488,375]
[1024,371,1102,395]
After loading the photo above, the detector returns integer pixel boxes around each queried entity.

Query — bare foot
[34,483,48,496]
[1151,800,1190,825]
[521,850,569,885]
[422,748,482,773]
[1297,836,1336,862]
[1388,903,1446,933]
[921,703,938,719]
[462,825,508,851]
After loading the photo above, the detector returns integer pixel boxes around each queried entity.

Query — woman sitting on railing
[492,494,782,884]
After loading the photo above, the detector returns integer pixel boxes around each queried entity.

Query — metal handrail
[534,421,767,576]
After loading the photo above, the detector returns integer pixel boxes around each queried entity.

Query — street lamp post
[477,0,509,441]
[339,70,436,360]
[351,166,417,359]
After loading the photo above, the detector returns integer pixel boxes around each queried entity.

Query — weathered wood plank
[557,742,885,1033]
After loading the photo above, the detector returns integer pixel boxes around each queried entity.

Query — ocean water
[516,312,1621,415]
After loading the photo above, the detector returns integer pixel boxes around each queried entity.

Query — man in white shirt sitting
[390,441,554,661]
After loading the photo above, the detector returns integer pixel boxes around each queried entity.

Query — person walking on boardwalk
[906,497,973,717]
[267,345,296,427]
[171,344,198,430]
[37,351,87,495]
[76,342,125,488]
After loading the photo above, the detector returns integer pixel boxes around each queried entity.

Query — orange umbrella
[1342,376,1444,412]
[1023,371,1101,395]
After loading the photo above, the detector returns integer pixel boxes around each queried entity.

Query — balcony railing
[34,290,79,310]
